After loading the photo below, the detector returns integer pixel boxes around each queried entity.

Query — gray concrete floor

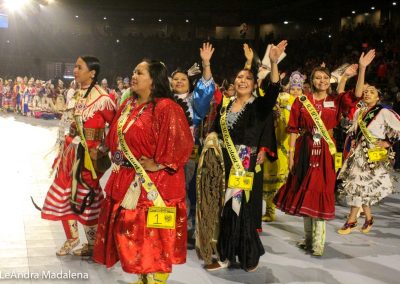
[1,112,399,284]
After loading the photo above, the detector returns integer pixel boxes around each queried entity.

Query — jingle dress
[338,106,400,206]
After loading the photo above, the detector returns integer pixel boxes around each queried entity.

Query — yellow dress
[262,92,297,219]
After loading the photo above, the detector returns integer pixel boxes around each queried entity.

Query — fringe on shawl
[195,132,225,264]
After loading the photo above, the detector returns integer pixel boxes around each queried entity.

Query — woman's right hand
[200,42,215,64]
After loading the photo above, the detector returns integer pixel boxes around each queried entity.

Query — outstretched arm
[355,50,375,98]
[200,42,214,81]
[269,40,287,83]
[337,64,358,93]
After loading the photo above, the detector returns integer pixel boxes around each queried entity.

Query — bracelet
[289,146,295,151]
[202,62,211,68]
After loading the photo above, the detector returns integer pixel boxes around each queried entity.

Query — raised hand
[243,43,254,62]
[344,64,359,78]
[269,40,288,63]
[200,42,215,64]
[359,49,375,68]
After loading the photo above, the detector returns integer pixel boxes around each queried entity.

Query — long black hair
[142,59,174,101]
[80,55,100,98]
[171,69,195,93]
[142,59,192,124]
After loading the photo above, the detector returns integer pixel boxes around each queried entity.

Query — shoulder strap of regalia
[298,95,336,155]
[356,104,383,143]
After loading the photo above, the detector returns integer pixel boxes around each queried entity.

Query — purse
[89,148,112,173]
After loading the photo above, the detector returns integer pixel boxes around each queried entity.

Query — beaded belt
[111,150,133,168]
[299,129,333,137]
[219,139,258,154]
[69,127,105,141]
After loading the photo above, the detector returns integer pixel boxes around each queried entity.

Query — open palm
[269,40,288,63]
[359,49,375,68]
[200,42,215,62]
[344,64,358,78]
[243,43,254,62]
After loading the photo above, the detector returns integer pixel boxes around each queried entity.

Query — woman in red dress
[41,56,116,256]
[93,60,193,284]
[274,51,375,256]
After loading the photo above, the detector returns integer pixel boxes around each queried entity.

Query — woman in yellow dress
[262,71,304,222]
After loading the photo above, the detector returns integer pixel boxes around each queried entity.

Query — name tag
[146,206,176,229]
[334,152,342,171]
[190,145,199,160]
[368,147,388,162]
[228,169,254,191]
[323,101,335,108]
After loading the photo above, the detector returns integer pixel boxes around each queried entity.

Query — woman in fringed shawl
[41,56,116,257]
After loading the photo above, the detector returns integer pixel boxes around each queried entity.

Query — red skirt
[41,139,104,226]
[274,136,336,220]
[93,195,187,274]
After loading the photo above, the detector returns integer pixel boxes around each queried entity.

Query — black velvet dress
[212,80,279,270]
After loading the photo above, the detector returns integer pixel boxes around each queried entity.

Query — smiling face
[131,61,153,97]
[73,57,95,87]
[312,70,330,93]
[234,70,255,97]
[363,85,380,107]
[171,72,190,94]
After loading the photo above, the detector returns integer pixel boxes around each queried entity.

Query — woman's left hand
[139,156,159,172]
[376,140,391,149]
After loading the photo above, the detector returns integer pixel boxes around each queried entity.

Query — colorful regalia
[338,105,400,206]
[274,90,358,255]
[207,80,279,270]
[262,71,304,222]
[93,98,193,274]
[174,75,215,233]
[41,86,115,254]
[2,82,13,112]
